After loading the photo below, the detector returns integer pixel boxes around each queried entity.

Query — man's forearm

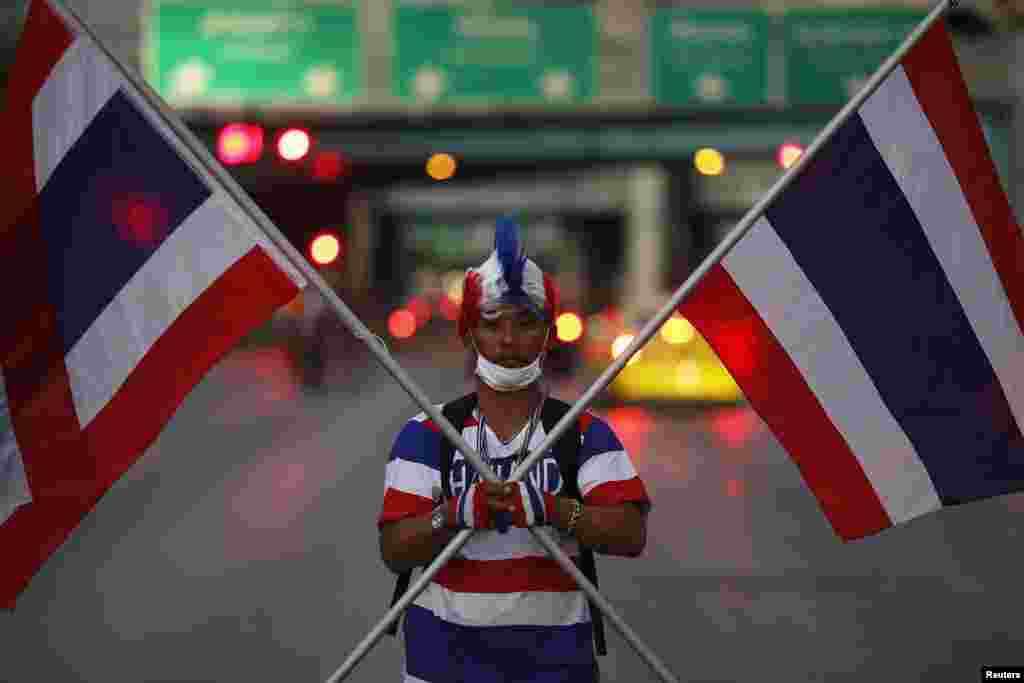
[552,497,647,557]
[380,512,458,574]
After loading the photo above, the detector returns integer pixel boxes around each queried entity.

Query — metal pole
[327,524,679,683]
[326,397,680,683]
[507,0,957,486]
[330,1,956,678]
[45,0,489,481]
[529,530,679,683]
[325,527,475,683]
[50,0,954,680]
[41,3,660,680]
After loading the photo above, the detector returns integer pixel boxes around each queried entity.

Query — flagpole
[504,0,958,486]
[330,1,955,678]
[42,4,674,681]
[324,524,679,683]
[43,0,490,488]
[43,2,954,682]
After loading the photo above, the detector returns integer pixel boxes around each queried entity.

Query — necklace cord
[476,390,548,479]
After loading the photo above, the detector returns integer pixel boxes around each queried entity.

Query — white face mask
[471,332,548,392]
[475,352,543,392]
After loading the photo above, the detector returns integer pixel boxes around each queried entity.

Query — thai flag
[0,0,305,606]
[681,23,1024,541]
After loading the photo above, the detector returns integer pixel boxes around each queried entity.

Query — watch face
[431,506,445,530]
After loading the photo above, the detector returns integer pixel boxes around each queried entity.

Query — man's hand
[487,481,557,529]
[448,483,648,554]
[446,481,559,532]
[445,481,511,530]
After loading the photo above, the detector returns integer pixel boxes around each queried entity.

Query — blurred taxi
[582,307,744,402]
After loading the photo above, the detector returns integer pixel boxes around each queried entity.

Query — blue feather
[494,216,526,295]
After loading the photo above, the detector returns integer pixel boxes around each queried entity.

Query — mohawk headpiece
[457,216,559,338]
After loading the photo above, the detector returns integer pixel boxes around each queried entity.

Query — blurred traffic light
[439,295,460,321]
[112,193,169,247]
[426,153,457,181]
[278,128,312,162]
[311,151,350,182]
[660,315,696,345]
[611,333,641,366]
[694,148,726,176]
[406,296,432,326]
[217,123,263,165]
[309,232,341,266]
[388,309,417,339]
[777,143,804,170]
[555,312,584,343]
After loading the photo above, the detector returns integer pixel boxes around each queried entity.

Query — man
[378,217,651,682]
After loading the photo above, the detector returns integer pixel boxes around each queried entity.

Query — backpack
[385,393,607,656]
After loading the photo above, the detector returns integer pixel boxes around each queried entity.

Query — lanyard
[476,393,546,479]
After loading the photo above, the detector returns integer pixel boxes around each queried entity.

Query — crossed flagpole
[47,0,954,679]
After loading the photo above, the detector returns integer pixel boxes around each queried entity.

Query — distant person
[377,217,652,682]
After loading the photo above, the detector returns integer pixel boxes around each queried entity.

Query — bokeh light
[388,309,417,339]
[611,333,641,366]
[309,233,341,265]
[426,153,457,181]
[778,142,804,170]
[312,151,347,181]
[711,406,760,449]
[407,296,432,326]
[556,312,584,343]
[439,295,460,321]
[217,123,263,165]
[278,128,312,161]
[602,406,654,460]
[694,147,726,176]
[443,270,465,304]
[112,193,170,247]
[661,315,696,345]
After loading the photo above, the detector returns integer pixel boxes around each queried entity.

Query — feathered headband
[457,216,559,338]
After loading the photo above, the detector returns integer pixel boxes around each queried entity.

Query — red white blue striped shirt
[379,406,650,682]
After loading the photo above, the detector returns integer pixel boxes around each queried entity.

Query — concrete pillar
[344,193,373,296]
[623,163,669,325]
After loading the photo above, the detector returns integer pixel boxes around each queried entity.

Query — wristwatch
[430,504,447,532]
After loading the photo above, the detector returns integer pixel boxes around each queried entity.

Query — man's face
[471,304,550,368]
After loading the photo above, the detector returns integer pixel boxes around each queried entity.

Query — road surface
[2,340,1022,682]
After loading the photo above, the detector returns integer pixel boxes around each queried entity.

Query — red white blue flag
[681,23,1024,541]
[0,0,305,606]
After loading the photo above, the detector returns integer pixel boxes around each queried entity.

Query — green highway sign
[392,1,596,105]
[143,1,361,107]
[406,214,579,271]
[783,8,925,106]
[650,8,772,107]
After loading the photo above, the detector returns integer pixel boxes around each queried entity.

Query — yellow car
[582,308,744,403]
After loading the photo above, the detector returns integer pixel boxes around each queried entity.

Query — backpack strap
[438,394,479,501]
[386,394,478,637]
[540,399,607,657]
